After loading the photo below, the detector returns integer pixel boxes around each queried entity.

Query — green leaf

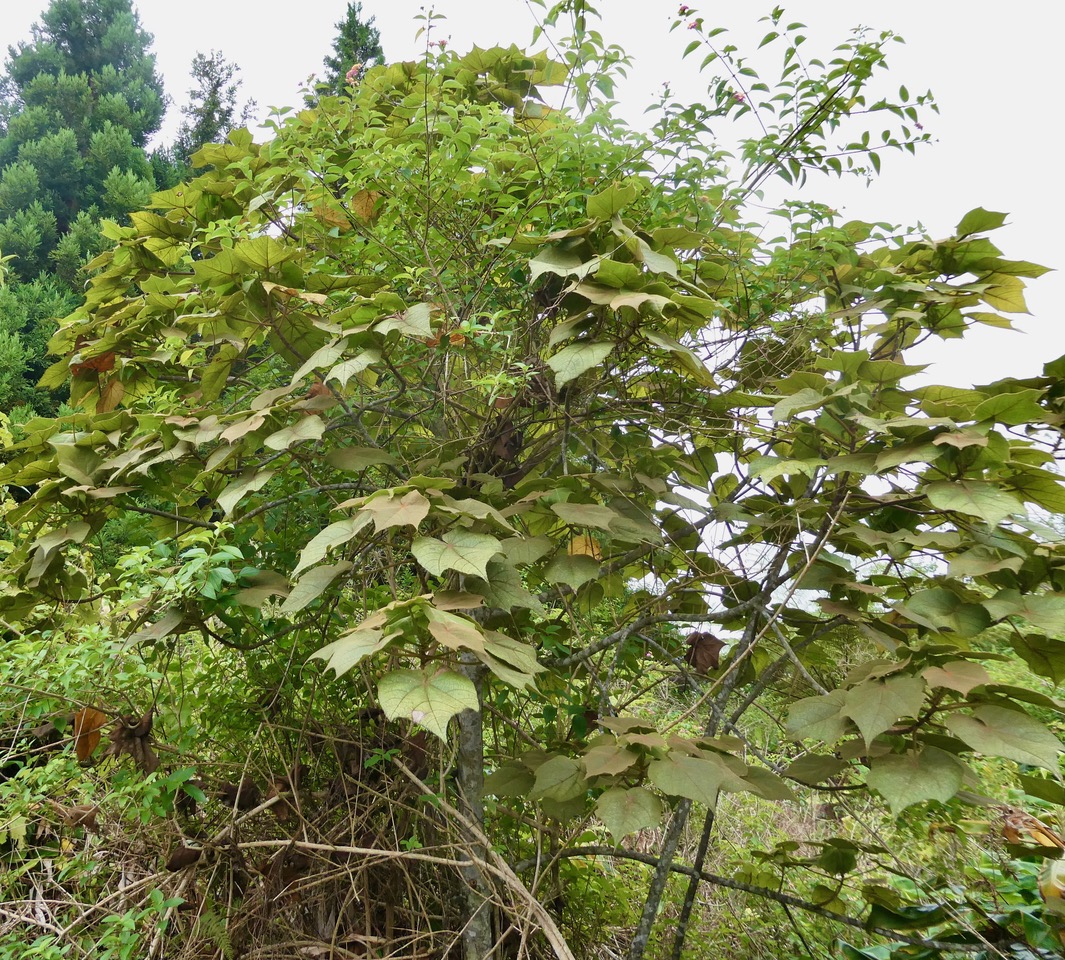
[741,767,797,801]
[596,786,664,842]
[282,561,352,615]
[866,748,965,814]
[647,754,747,808]
[925,480,1022,526]
[1012,635,1065,685]
[326,446,397,471]
[587,182,638,220]
[546,341,614,388]
[217,469,274,517]
[293,514,372,575]
[956,207,1008,238]
[895,587,991,637]
[425,606,485,653]
[377,668,478,741]
[362,489,431,531]
[922,661,990,696]
[375,302,432,338]
[264,416,326,451]
[771,387,825,421]
[582,744,640,777]
[412,530,502,580]
[232,235,297,271]
[945,705,1063,771]
[484,762,535,797]
[481,630,544,688]
[984,590,1065,633]
[843,676,925,747]
[310,624,393,676]
[530,755,585,802]
[543,554,600,590]
[785,755,848,785]
[551,501,618,530]
[786,690,848,744]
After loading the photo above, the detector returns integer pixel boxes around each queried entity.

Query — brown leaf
[684,632,725,674]
[96,377,125,413]
[350,189,382,223]
[71,351,116,376]
[166,845,203,871]
[72,707,108,762]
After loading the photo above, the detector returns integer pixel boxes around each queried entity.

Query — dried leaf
[685,632,724,674]
[72,707,108,762]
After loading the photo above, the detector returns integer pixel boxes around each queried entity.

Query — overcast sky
[4,1,1061,388]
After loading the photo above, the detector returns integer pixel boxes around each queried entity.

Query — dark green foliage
[175,50,255,167]
[0,275,75,411]
[0,0,166,281]
[321,1,384,96]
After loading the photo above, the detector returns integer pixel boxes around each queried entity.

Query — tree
[0,0,166,412]
[320,1,384,95]
[2,6,1064,960]
[174,50,256,167]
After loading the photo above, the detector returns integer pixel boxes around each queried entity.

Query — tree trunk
[456,657,494,960]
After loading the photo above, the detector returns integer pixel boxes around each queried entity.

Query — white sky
[4,0,1062,388]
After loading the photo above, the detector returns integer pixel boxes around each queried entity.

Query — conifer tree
[321,2,384,96]
[0,0,165,412]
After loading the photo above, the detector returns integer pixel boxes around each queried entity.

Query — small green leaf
[551,501,618,530]
[786,690,848,744]
[310,624,393,676]
[484,762,535,797]
[543,554,600,590]
[582,744,640,777]
[282,561,352,614]
[378,668,478,741]
[217,469,274,517]
[375,302,432,338]
[326,446,397,471]
[587,182,638,220]
[425,606,485,653]
[785,754,848,785]
[293,514,372,574]
[922,661,990,696]
[647,754,747,808]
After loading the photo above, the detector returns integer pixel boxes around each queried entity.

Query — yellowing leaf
[922,661,990,696]
[362,489,431,531]
[378,670,479,741]
[264,415,325,451]
[411,530,502,580]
